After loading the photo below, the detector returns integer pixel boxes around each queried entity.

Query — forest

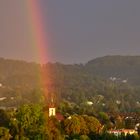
[0,56,139,139]
[0,56,140,113]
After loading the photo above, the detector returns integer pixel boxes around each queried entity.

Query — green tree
[98,112,110,124]
[47,117,63,140]
[0,127,12,140]
[64,115,102,137]
[64,115,81,135]
[79,135,91,140]
[0,109,10,128]
[16,104,46,139]
[83,115,102,134]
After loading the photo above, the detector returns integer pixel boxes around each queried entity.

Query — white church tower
[49,97,56,117]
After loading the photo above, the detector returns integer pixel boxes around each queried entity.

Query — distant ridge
[87,55,140,65]
[0,55,140,86]
[85,55,140,84]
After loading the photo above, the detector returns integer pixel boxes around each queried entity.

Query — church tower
[48,96,56,117]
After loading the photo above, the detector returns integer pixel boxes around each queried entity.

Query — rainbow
[26,0,49,63]
[24,0,51,99]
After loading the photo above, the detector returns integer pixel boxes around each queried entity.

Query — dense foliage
[0,56,139,113]
[0,105,139,140]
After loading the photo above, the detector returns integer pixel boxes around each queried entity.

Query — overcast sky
[0,0,140,64]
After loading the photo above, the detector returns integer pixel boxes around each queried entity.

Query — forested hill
[86,55,140,85]
[0,58,41,88]
[0,56,140,87]
[0,56,140,112]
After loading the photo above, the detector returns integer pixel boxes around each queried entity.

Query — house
[108,129,137,136]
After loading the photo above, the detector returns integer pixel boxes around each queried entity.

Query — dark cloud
[0,0,140,63]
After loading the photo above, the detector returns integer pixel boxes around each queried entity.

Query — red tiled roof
[56,113,64,121]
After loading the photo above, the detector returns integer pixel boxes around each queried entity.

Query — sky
[0,0,140,64]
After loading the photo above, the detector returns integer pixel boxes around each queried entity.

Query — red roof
[56,113,64,121]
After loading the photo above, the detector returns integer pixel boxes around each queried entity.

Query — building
[108,129,137,136]
[49,105,56,117]
[48,97,56,117]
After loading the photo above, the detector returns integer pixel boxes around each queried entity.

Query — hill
[0,56,139,113]
[86,55,140,85]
